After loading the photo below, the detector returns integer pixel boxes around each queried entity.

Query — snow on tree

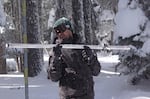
[92,0,118,47]
[114,0,150,85]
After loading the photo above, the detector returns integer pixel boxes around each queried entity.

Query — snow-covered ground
[0,0,150,98]
[0,55,150,99]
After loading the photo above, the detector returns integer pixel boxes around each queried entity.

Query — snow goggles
[54,24,67,34]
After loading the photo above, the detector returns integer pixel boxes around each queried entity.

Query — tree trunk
[26,0,42,77]
[0,39,7,74]
[83,0,92,44]
[55,0,66,20]
[38,0,44,68]
[72,0,85,43]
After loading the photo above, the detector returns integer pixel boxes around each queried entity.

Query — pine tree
[115,0,150,85]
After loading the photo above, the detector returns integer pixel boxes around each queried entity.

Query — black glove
[53,44,62,57]
[82,46,96,64]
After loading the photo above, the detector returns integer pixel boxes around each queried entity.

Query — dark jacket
[47,34,101,99]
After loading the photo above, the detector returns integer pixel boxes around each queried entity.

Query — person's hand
[82,46,95,64]
[53,44,62,57]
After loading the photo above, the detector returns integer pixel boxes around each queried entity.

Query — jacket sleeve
[47,50,63,82]
[89,52,101,76]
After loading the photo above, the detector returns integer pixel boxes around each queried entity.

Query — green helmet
[53,17,73,32]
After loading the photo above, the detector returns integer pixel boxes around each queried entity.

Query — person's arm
[47,45,63,82]
[82,46,101,76]
[47,55,63,82]
[89,54,101,76]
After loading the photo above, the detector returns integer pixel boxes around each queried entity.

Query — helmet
[53,17,73,32]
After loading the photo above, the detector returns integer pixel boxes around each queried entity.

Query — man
[47,17,101,99]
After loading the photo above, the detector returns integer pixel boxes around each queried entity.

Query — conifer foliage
[115,0,150,85]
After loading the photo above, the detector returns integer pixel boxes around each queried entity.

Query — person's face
[54,24,73,41]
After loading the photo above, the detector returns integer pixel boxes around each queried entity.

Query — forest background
[0,0,150,85]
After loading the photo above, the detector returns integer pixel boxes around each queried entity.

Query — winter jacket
[47,35,101,99]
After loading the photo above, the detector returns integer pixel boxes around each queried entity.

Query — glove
[53,44,62,57]
[82,46,96,64]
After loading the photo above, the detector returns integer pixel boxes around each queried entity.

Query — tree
[38,0,44,71]
[37,0,55,43]
[0,35,7,74]
[95,0,118,46]
[0,0,7,74]
[72,0,85,43]
[72,0,99,44]
[55,0,66,20]
[26,0,42,77]
[83,0,98,44]
[4,0,23,72]
[114,0,150,85]
[83,0,92,44]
